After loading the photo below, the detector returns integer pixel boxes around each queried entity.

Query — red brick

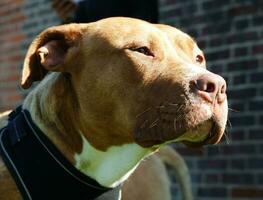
[0,0,23,7]
[223,173,254,184]
[0,25,21,36]
[232,187,263,198]
[252,44,263,54]
[0,46,19,55]
[1,74,20,82]
[7,55,24,63]
[198,187,227,197]
[175,146,204,156]
[234,47,248,57]
[197,159,228,170]
[228,4,257,16]
[1,14,26,24]
[6,34,25,43]
[204,174,220,183]
[6,94,21,102]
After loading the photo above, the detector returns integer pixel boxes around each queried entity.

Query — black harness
[0,107,121,200]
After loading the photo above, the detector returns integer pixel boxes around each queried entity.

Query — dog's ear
[21,24,84,89]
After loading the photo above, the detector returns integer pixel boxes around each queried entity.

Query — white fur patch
[74,135,152,187]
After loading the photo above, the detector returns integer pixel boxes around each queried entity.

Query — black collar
[0,106,121,200]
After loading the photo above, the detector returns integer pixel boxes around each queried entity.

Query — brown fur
[0,17,228,199]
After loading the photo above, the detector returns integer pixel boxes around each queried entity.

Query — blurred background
[0,0,263,199]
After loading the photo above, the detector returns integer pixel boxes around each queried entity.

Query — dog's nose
[191,74,226,104]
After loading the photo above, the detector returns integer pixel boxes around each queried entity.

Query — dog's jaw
[133,95,228,148]
[74,134,154,187]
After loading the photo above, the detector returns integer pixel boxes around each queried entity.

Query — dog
[0,17,228,199]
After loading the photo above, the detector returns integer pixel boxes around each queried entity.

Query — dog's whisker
[176,112,184,122]
[223,131,231,144]
[228,108,239,113]
[168,103,180,106]
[149,124,158,129]
[156,105,166,109]
[173,118,177,131]
[224,128,229,136]
[210,131,213,138]
[140,120,148,129]
[149,118,159,128]
[178,119,182,130]
[227,119,232,129]
[176,105,183,114]
[136,108,151,118]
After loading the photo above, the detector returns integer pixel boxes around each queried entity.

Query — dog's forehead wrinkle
[155,24,201,67]
[162,33,179,59]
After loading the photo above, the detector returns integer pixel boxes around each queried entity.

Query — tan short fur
[0,17,228,199]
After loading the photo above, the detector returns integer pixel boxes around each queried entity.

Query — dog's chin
[133,100,228,148]
[134,117,225,148]
[181,119,225,148]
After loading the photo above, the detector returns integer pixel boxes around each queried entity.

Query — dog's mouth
[133,102,226,148]
[181,119,224,148]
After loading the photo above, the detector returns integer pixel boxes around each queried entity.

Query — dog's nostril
[196,79,216,93]
[206,82,216,93]
[192,74,227,104]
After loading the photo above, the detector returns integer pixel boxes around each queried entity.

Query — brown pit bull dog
[0,17,228,200]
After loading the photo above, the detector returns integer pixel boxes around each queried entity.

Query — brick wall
[0,0,263,199]
[159,0,263,199]
[0,0,59,111]
[0,0,25,111]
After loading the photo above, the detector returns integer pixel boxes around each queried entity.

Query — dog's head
[21,17,228,150]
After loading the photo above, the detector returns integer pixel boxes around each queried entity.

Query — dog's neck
[22,73,154,187]
[75,135,151,187]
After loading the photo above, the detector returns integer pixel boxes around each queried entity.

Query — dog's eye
[196,55,204,64]
[133,47,154,57]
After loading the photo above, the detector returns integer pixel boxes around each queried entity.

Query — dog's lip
[134,118,219,148]
[183,120,222,148]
